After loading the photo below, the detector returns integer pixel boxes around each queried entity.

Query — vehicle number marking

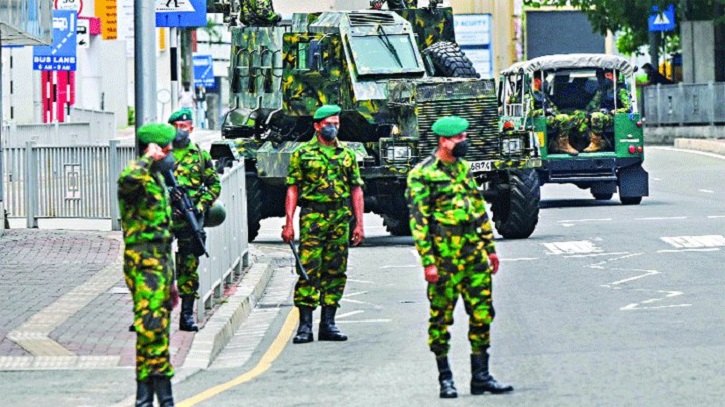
[470,160,493,173]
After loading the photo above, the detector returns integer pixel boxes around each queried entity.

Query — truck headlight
[502,138,523,155]
[385,146,412,162]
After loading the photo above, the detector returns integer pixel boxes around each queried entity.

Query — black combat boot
[179,295,199,332]
[153,376,175,407]
[470,352,514,395]
[318,306,348,341]
[436,356,458,399]
[292,306,314,344]
[134,379,154,407]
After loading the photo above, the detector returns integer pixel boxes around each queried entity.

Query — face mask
[320,125,338,142]
[173,129,190,149]
[451,139,470,158]
[152,153,176,174]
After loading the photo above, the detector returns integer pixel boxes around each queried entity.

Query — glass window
[348,34,423,75]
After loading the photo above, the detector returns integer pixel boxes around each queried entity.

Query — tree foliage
[523,0,723,55]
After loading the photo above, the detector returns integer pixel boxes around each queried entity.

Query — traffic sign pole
[134,0,157,148]
[170,27,178,112]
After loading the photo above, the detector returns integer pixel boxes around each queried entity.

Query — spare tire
[423,41,479,78]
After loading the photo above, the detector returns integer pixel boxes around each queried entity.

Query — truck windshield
[349,34,423,75]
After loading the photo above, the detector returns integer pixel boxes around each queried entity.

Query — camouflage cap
[168,108,194,124]
[432,116,469,137]
[137,123,176,146]
[313,104,342,120]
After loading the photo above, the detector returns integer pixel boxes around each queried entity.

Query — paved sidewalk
[674,138,725,156]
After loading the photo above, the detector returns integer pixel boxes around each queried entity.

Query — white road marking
[544,241,602,255]
[336,310,365,319]
[661,235,725,249]
[657,248,720,253]
[652,146,725,160]
[342,291,368,298]
[620,290,692,311]
[634,216,688,221]
[564,251,630,258]
[707,215,725,219]
[556,218,612,223]
[588,253,640,269]
[335,319,392,324]
[340,298,377,306]
[601,269,660,287]
[699,189,715,194]
[501,257,539,262]
[379,265,419,269]
[347,279,375,284]
[653,177,662,181]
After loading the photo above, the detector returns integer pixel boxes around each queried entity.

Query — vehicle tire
[245,171,264,242]
[592,192,613,201]
[423,41,479,78]
[620,196,642,205]
[491,169,540,239]
[382,210,411,236]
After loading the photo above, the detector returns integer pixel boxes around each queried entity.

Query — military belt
[300,199,348,212]
[127,241,172,254]
[433,222,477,236]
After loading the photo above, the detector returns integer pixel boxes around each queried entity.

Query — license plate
[469,160,493,173]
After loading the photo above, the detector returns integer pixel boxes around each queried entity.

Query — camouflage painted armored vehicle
[500,54,648,205]
[211,1,542,241]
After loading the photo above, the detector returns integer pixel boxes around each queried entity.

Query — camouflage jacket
[286,136,364,203]
[406,154,496,267]
[172,142,221,216]
[587,88,632,114]
[117,155,173,246]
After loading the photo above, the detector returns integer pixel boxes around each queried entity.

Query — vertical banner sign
[96,0,118,39]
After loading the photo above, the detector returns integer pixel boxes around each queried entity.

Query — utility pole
[170,27,179,112]
[0,36,4,232]
[134,0,157,153]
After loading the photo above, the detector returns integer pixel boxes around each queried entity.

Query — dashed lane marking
[634,216,688,221]
[544,241,603,255]
[661,235,725,249]
[620,290,692,311]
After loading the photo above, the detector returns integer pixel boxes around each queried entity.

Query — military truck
[499,54,648,205]
[211,1,542,241]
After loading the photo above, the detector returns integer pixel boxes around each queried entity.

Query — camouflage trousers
[240,0,281,26]
[427,226,494,357]
[589,111,614,135]
[548,110,590,142]
[123,242,175,381]
[176,235,201,298]
[294,205,351,308]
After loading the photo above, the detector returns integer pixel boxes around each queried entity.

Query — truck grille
[417,98,500,160]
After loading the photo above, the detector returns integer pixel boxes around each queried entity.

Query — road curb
[182,261,274,370]
[674,138,725,156]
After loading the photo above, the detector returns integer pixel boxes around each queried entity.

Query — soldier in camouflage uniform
[406,116,513,399]
[168,108,221,332]
[281,104,365,344]
[118,123,178,407]
[585,69,632,152]
[240,0,281,26]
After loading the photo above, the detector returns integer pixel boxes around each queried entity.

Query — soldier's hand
[489,253,500,274]
[351,225,365,247]
[144,143,167,161]
[424,265,439,283]
[281,223,295,243]
[169,283,180,309]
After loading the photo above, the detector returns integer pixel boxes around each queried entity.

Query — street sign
[155,0,206,28]
[77,18,90,48]
[193,55,215,88]
[96,0,118,40]
[33,10,78,71]
[55,0,84,16]
[649,4,676,32]
[454,14,494,79]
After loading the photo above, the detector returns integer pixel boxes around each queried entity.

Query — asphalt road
[1,147,723,406]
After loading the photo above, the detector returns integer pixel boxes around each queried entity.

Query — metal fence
[67,108,117,142]
[644,82,725,126]
[2,122,94,147]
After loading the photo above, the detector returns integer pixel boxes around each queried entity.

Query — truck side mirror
[307,40,322,71]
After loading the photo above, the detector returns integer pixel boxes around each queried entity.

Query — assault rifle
[163,170,209,257]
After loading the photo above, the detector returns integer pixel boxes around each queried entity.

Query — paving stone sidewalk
[0,229,196,370]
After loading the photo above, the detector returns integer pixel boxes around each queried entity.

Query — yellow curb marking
[177,307,298,407]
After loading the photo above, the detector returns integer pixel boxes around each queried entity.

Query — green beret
[168,108,194,123]
[313,104,342,120]
[432,116,470,137]
[137,123,176,146]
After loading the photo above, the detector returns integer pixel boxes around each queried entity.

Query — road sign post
[33,10,78,71]
[649,4,676,32]
[193,55,215,89]
[155,0,207,28]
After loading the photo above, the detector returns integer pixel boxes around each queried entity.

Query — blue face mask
[320,125,338,142]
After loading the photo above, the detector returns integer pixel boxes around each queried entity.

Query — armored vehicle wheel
[423,41,479,78]
[382,212,411,236]
[592,192,613,201]
[491,169,540,239]
[620,196,642,205]
[245,172,264,242]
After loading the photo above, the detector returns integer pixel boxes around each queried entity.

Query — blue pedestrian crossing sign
[649,4,676,32]
[156,0,206,28]
[32,10,77,71]
[193,55,215,88]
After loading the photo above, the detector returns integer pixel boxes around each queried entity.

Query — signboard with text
[155,0,206,27]
[193,55,215,88]
[33,10,78,71]
[96,0,118,39]
[453,14,493,79]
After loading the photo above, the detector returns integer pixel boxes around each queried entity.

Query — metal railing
[68,108,117,142]
[644,82,725,126]
[196,163,249,318]
[2,122,94,147]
